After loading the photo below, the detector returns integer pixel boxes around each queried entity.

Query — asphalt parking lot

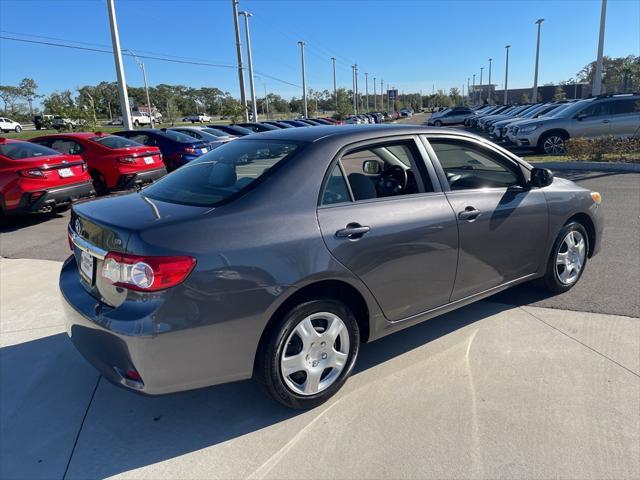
[1,121,639,479]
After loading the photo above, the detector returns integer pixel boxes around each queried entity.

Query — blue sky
[1,0,638,101]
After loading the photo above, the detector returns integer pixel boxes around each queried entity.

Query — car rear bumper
[59,255,257,395]
[3,180,96,214]
[116,167,167,190]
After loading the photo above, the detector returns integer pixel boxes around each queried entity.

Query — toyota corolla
[60,125,603,409]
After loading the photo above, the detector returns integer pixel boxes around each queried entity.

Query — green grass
[523,153,639,163]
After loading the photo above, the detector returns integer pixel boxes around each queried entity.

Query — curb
[536,161,640,173]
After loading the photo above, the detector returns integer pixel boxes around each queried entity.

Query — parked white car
[182,113,211,123]
[0,117,22,133]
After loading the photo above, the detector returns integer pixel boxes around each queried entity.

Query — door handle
[458,206,481,221]
[335,223,370,239]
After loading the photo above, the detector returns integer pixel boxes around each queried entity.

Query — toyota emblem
[75,218,82,236]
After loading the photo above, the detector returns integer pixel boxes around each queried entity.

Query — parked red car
[30,132,166,194]
[0,138,95,214]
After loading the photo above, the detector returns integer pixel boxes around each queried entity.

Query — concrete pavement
[1,257,638,479]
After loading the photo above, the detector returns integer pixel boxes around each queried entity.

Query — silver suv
[512,94,640,154]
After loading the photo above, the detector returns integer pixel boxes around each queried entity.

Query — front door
[425,136,549,301]
[317,137,458,321]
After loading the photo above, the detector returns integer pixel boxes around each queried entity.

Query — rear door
[317,136,458,321]
[608,98,640,137]
[423,135,548,301]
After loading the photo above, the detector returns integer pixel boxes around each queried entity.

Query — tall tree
[0,85,20,114]
[17,78,40,115]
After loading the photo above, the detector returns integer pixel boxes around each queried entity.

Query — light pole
[331,57,337,111]
[532,18,544,103]
[126,49,154,128]
[239,11,258,121]
[373,76,377,110]
[479,67,484,103]
[488,58,493,104]
[298,41,307,117]
[351,65,357,114]
[263,84,269,119]
[467,77,470,102]
[472,74,476,105]
[107,0,132,130]
[354,64,359,113]
[462,83,465,105]
[232,0,248,122]
[504,45,511,104]
[381,78,384,111]
[592,0,607,95]
[365,72,369,112]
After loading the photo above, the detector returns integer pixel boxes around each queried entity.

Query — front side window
[429,139,520,190]
[143,140,301,207]
[580,101,613,118]
[332,140,432,202]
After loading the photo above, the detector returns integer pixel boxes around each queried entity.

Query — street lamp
[125,49,153,128]
[298,41,308,117]
[351,65,357,114]
[239,11,258,121]
[532,18,544,102]
[331,57,337,111]
[592,0,607,95]
[107,0,132,130]
[488,58,493,104]
[472,74,476,105]
[504,45,511,105]
[373,76,377,110]
[231,0,248,122]
[365,72,369,112]
[479,67,484,103]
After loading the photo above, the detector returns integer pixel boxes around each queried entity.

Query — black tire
[255,299,360,409]
[434,120,442,127]
[538,221,589,293]
[90,171,109,196]
[538,131,568,155]
[14,126,22,133]
[134,120,140,127]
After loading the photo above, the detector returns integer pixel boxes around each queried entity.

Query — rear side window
[143,140,301,207]
[91,135,141,149]
[50,139,83,155]
[0,142,62,160]
[611,99,640,114]
[322,165,351,205]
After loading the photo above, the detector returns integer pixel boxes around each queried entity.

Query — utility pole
[365,72,369,112]
[488,58,493,104]
[532,18,544,103]
[467,77,470,102]
[331,57,337,111]
[126,50,153,128]
[592,0,607,95]
[263,84,269,118]
[479,67,484,103]
[298,41,308,117]
[107,0,132,130]
[232,0,248,121]
[462,84,465,105]
[351,65,357,114]
[373,76,377,110]
[239,11,258,121]
[504,45,511,104]
[381,78,384,111]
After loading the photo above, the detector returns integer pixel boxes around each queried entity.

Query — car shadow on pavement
[2,301,526,479]
[0,211,65,233]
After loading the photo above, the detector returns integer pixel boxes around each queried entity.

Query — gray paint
[60,125,604,395]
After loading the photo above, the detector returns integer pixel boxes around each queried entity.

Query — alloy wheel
[543,135,566,154]
[280,312,350,396]
[555,230,586,285]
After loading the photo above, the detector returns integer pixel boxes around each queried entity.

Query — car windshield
[521,104,549,118]
[91,135,142,149]
[0,142,62,160]
[143,139,301,207]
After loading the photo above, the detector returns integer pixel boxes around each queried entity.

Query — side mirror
[530,167,554,188]
[363,160,383,174]
[576,113,588,121]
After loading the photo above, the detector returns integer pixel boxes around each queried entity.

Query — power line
[0,34,302,89]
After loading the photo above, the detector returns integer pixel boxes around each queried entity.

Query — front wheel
[255,299,360,409]
[538,132,568,155]
[15,125,22,133]
[538,221,589,293]
[434,120,442,127]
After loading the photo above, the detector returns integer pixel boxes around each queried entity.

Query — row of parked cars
[428,93,640,154]
[0,117,349,216]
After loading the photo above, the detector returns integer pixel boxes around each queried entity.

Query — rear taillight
[183,147,197,154]
[101,252,196,291]
[118,156,136,164]
[81,162,87,172]
[19,168,45,178]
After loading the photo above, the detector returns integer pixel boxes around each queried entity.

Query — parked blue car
[114,129,210,171]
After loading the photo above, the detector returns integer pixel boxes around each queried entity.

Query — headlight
[518,124,540,134]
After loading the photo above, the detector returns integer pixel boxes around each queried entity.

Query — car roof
[29,132,112,140]
[0,137,27,145]
[234,124,488,144]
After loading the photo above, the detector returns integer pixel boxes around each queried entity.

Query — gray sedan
[60,125,603,409]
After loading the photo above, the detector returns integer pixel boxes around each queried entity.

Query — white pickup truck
[108,112,152,126]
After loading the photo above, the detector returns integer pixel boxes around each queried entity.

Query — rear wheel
[15,125,22,133]
[90,171,108,196]
[538,221,588,293]
[255,299,360,409]
[538,131,568,155]
[434,120,442,127]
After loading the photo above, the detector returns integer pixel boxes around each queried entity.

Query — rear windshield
[143,139,301,206]
[0,142,61,160]
[158,129,199,143]
[91,135,142,149]
[202,127,228,137]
